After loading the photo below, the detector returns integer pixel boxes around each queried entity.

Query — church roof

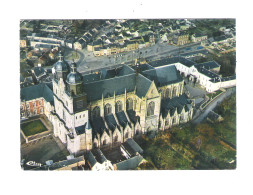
[105,114,118,131]
[161,94,192,118]
[116,111,129,128]
[141,65,183,87]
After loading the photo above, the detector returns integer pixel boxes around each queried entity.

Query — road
[74,41,202,74]
[192,87,236,124]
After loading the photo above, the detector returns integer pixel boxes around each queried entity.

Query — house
[32,66,47,82]
[74,39,86,50]
[206,111,223,123]
[191,33,208,42]
[20,40,27,48]
[86,149,114,170]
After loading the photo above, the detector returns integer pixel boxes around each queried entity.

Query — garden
[21,119,48,137]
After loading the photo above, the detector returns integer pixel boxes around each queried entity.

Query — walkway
[192,87,236,124]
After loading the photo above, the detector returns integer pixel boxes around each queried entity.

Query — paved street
[70,40,202,74]
[193,87,236,124]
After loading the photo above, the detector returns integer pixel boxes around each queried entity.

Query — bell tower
[66,61,87,113]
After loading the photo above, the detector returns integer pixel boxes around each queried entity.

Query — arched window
[165,88,171,98]
[126,98,133,110]
[165,119,169,126]
[103,139,107,145]
[136,130,140,135]
[125,132,129,139]
[114,135,118,142]
[115,101,123,113]
[104,103,112,116]
[172,117,176,124]
[93,142,98,148]
[92,106,100,118]
[173,87,177,97]
[147,101,155,116]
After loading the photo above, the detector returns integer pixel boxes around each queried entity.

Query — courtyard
[21,119,47,137]
[21,135,70,170]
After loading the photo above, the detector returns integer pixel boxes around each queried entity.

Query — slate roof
[141,65,183,87]
[105,114,118,131]
[87,151,97,167]
[90,116,107,136]
[196,67,219,79]
[116,111,129,128]
[125,138,143,154]
[33,67,46,78]
[127,109,140,124]
[20,83,53,104]
[161,94,192,117]
[84,74,136,101]
[92,149,107,164]
[116,155,144,170]
[148,56,195,68]
[195,61,220,70]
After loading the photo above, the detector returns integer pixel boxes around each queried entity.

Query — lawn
[21,120,48,137]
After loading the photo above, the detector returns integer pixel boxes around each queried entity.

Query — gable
[145,81,159,99]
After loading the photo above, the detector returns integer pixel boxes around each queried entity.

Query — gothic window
[126,98,133,110]
[39,100,42,106]
[172,117,176,124]
[173,87,177,97]
[103,139,107,145]
[115,101,123,113]
[125,132,129,139]
[165,120,169,126]
[114,135,118,142]
[165,88,171,98]
[147,101,155,116]
[33,102,36,108]
[104,103,112,116]
[93,142,98,148]
[92,106,100,118]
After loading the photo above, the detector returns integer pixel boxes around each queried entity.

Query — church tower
[52,54,92,154]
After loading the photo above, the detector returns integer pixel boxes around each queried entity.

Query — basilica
[21,52,194,154]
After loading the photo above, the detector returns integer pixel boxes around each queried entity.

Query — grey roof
[136,74,152,98]
[21,83,53,104]
[53,59,70,72]
[105,114,118,131]
[127,109,140,124]
[161,94,192,118]
[116,155,144,170]
[84,74,140,101]
[87,151,97,167]
[75,124,86,135]
[116,111,129,128]
[92,149,107,164]
[195,61,220,70]
[90,116,107,136]
[141,65,183,87]
[66,72,83,84]
[148,56,195,68]
[125,138,143,154]
[195,66,219,79]
[33,67,46,77]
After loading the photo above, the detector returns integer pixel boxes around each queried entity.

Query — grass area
[21,120,48,137]
[137,93,236,170]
